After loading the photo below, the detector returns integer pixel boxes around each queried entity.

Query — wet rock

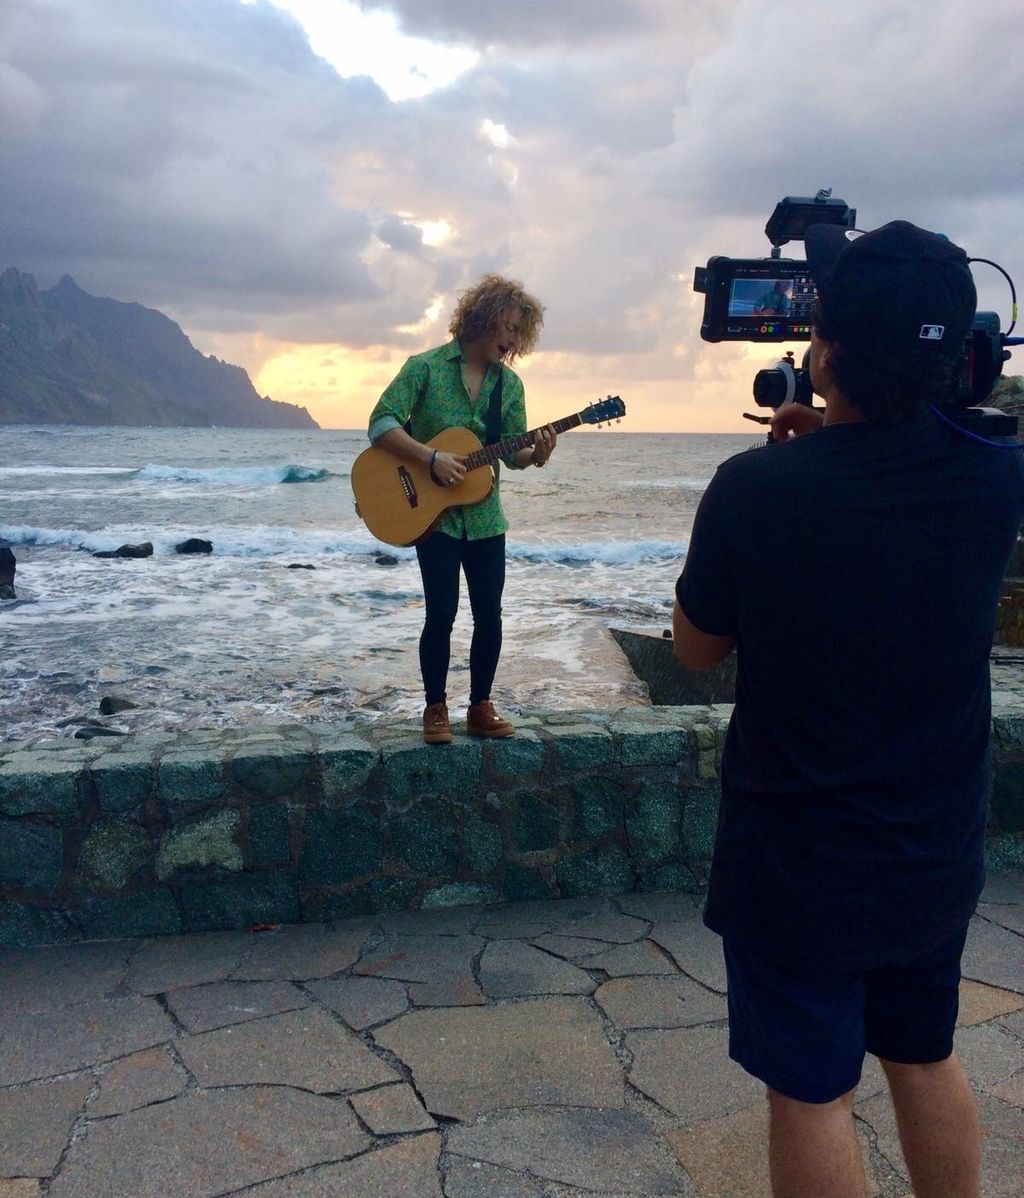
[375,554,399,566]
[287,562,315,569]
[93,542,154,559]
[75,726,129,740]
[99,696,137,715]
[174,538,213,554]
[0,545,15,599]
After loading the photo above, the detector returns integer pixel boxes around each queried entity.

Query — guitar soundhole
[397,465,419,509]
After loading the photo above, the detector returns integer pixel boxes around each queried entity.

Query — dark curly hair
[448,274,544,364]
[815,303,961,423]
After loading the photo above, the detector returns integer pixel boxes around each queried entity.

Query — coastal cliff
[0,268,317,429]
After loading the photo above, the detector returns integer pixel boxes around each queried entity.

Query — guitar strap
[485,368,504,446]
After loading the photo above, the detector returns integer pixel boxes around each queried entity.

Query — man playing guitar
[366,274,557,743]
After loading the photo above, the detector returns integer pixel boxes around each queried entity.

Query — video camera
[693,191,1020,435]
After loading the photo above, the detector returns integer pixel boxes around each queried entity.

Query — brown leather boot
[466,699,515,738]
[423,702,453,744]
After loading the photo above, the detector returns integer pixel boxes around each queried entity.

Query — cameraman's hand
[770,403,823,442]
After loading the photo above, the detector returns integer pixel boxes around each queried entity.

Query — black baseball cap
[804,220,976,354]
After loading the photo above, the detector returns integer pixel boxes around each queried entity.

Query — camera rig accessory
[693,192,1022,438]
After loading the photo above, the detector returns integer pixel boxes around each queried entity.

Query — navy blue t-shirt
[676,411,1024,972]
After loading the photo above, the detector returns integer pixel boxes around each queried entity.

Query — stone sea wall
[2,705,1024,949]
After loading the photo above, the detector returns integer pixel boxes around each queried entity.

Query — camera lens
[752,368,791,408]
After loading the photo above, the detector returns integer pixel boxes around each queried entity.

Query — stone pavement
[1,879,1023,1198]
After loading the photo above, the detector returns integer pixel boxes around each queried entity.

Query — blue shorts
[723,924,969,1104]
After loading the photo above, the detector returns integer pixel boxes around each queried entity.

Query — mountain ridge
[0,268,318,428]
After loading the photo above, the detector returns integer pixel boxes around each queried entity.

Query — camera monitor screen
[698,258,818,342]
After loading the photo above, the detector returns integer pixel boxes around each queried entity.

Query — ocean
[0,424,758,742]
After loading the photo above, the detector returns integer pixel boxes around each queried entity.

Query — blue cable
[930,404,1024,449]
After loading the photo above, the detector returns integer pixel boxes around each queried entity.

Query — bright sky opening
[249,0,479,100]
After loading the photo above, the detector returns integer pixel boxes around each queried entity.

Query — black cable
[968,257,1018,335]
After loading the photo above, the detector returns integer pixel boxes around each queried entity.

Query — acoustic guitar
[351,395,626,546]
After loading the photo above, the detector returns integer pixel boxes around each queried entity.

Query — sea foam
[134,464,336,485]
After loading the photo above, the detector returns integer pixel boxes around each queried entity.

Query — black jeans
[415,532,505,706]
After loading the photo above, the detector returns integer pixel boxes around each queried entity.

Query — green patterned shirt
[367,339,527,540]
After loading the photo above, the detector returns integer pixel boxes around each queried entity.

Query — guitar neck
[463,412,585,470]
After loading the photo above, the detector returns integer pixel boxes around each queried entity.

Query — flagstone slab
[355,933,485,1006]
[305,975,409,1030]
[472,898,611,940]
[529,932,609,963]
[648,919,728,993]
[585,939,679,977]
[557,909,650,943]
[1001,1009,1024,1039]
[243,1133,443,1197]
[443,1157,545,1197]
[958,979,1024,1026]
[992,1069,1024,1107]
[595,975,728,1030]
[962,916,1024,994]
[382,906,485,936]
[0,941,130,1015]
[231,920,371,980]
[164,979,308,1033]
[0,995,174,1085]
[979,903,1024,935]
[616,891,703,923]
[349,1082,435,1134]
[176,1007,398,1093]
[0,1182,40,1197]
[979,871,1024,903]
[304,972,411,1030]
[953,1022,1024,1090]
[89,1046,185,1117]
[479,940,596,998]
[0,1075,91,1176]
[858,1052,889,1101]
[666,1103,770,1198]
[447,1107,690,1194]
[626,1027,762,1124]
[47,1087,370,1198]
[127,930,249,994]
[374,997,623,1120]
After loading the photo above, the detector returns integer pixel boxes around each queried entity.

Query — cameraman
[673,221,1024,1198]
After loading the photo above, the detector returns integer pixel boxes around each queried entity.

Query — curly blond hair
[448,274,544,364]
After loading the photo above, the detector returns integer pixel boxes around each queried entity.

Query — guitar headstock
[581,395,626,427]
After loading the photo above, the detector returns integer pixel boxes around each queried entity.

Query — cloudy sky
[2,0,1022,432]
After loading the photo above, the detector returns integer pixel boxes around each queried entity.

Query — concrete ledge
[2,704,1023,948]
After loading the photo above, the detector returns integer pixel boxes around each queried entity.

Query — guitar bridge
[397,465,419,508]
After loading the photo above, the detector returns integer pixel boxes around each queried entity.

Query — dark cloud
[356,0,659,47]
[375,215,426,254]
[1,0,1022,420]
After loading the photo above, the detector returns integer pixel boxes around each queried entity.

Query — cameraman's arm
[770,402,823,441]
[673,469,738,670]
[672,600,735,669]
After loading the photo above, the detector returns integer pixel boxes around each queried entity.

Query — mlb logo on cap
[804,220,976,357]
